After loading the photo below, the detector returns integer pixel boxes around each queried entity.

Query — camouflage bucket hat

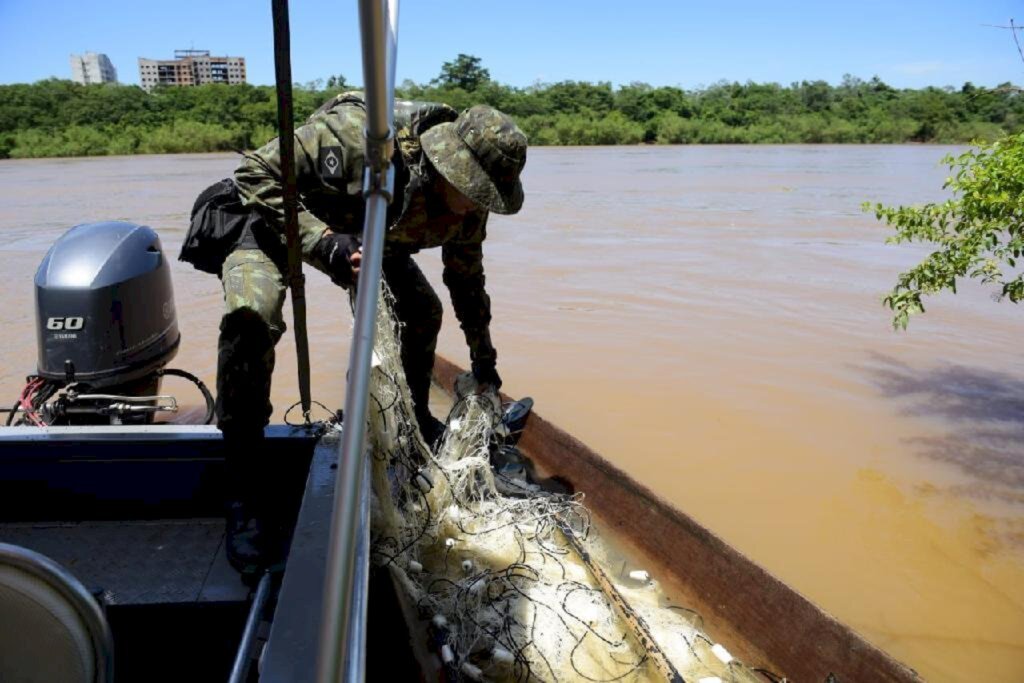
[419,105,527,215]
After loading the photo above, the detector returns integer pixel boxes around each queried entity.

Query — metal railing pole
[343,457,371,681]
[228,571,272,683]
[314,1,399,681]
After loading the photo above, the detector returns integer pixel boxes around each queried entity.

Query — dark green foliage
[325,74,348,90]
[433,54,490,91]
[1,61,1022,157]
[0,79,325,158]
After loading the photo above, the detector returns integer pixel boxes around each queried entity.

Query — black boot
[225,499,267,573]
[408,362,445,448]
[216,307,281,574]
[417,411,446,449]
[223,433,284,574]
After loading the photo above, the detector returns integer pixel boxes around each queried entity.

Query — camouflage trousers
[216,248,442,435]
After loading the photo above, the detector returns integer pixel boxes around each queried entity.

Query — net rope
[363,282,775,682]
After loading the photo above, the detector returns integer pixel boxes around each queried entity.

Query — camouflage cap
[419,105,527,215]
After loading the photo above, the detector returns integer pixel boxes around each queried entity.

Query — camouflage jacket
[233,94,496,364]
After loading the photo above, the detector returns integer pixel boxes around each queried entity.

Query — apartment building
[69,52,118,84]
[138,50,246,91]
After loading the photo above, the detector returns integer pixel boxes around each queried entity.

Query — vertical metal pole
[315,1,399,681]
[343,458,371,681]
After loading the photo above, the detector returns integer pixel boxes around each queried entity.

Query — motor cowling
[34,222,180,389]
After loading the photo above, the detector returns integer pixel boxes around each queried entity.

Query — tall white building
[69,52,118,84]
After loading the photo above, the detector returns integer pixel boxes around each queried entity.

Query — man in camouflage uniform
[184,93,527,570]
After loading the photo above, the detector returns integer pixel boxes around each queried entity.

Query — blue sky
[0,0,1021,89]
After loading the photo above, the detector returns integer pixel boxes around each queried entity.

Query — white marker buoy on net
[460,662,483,680]
[414,469,433,493]
[628,569,651,583]
[711,643,733,664]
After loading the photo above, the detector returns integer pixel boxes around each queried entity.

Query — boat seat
[0,543,115,683]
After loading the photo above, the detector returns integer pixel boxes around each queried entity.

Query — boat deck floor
[0,518,248,605]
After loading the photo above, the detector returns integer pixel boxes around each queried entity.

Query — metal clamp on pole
[362,163,395,202]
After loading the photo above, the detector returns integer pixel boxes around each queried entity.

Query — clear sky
[1,0,1021,90]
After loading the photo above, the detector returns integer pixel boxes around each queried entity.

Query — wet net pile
[363,284,773,682]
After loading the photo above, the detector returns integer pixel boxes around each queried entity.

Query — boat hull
[432,356,920,682]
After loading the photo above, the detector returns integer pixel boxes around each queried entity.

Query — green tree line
[1,60,1021,158]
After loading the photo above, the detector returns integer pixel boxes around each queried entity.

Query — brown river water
[1,146,1022,681]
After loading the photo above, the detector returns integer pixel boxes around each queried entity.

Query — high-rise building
[69,52,118,84]
[138,50,246,91]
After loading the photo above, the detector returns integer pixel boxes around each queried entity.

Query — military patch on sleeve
[320,146,343,179]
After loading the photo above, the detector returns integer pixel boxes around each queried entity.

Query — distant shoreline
[2,78,1014,159]
[0,142,975,166]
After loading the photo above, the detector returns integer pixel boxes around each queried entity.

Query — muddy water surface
[1,146,1022,681]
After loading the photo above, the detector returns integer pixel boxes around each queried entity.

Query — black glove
[313,232,361,287]
[471,360,502,391]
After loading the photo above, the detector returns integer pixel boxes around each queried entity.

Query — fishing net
[364,283,773,682]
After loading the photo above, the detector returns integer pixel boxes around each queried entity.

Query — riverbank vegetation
[1,58,1021,158]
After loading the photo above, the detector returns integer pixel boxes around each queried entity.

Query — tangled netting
[364,284,777,683]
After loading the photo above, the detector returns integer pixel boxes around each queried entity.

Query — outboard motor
[7,222,213,426]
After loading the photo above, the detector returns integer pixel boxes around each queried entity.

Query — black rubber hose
[157,368,216,425]
[4,402,18,426]
[5,376,56,426]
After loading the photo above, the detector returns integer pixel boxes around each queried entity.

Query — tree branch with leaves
[866,133,1024,328]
